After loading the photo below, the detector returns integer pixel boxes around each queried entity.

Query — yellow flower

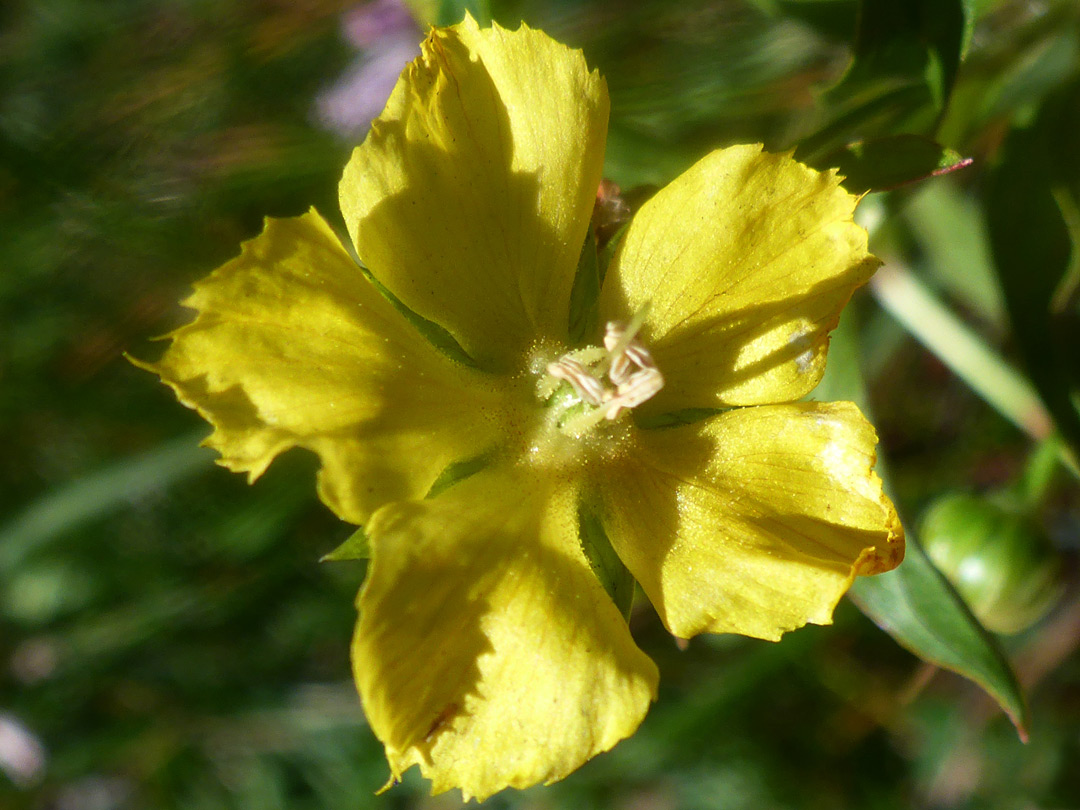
[138,16,904,801]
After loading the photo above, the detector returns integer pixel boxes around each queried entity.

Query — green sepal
[323,446,497,560]
[425,451,494,499]
[635,407,726,430]
[322,525,371,561]
[578,503,635,621]
[568,226,601,346]
[597,221,630,285]
[358,263,478,370]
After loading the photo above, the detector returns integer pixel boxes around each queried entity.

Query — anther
[546,357,606,405]
[605,365,665,420]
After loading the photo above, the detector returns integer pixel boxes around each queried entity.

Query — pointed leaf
[848,539,1028,737]
[816,310,1029,737]
[827,134,972,194]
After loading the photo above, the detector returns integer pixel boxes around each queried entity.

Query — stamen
[606,366,665,419]
[546,357,606,405]
[599,302,652,377]
[606,325,656,387]
[539,305,663,436]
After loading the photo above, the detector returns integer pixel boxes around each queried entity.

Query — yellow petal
[339,16,609,370]
[598,145,880,411]
[135,210,514,525]
[354,466,658,801]
[598,402,903,641]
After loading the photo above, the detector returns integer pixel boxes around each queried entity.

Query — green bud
[920,493,1064,635]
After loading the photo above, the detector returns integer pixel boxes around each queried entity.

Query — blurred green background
[3,0,1079,807]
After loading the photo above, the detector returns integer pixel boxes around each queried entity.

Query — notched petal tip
[600,144,883,412]
[339,12,609,369]
[601,401,904,642]
[839,414,906,579]
[853,496,906,577]
[354,467,657,802]
[133,210,513,525]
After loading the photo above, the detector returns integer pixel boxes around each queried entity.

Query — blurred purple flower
[0,712,46,787]
[315,0,422,138]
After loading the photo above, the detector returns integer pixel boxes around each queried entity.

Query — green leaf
[848,537,1029,738]
[770,1,860,44]
[841,0,966,106]
[985,78,1080,460]
[0,431,213,570]
[815,309,1029,737]
[437,0,490,25]
[798,85,936,164]
[826,134,972,193]
[902,177,1005,326]
[797,0,971,162]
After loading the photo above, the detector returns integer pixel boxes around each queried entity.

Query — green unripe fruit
[921,493,1064,635]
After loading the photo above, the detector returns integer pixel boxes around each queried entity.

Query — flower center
[537,311,664,437]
